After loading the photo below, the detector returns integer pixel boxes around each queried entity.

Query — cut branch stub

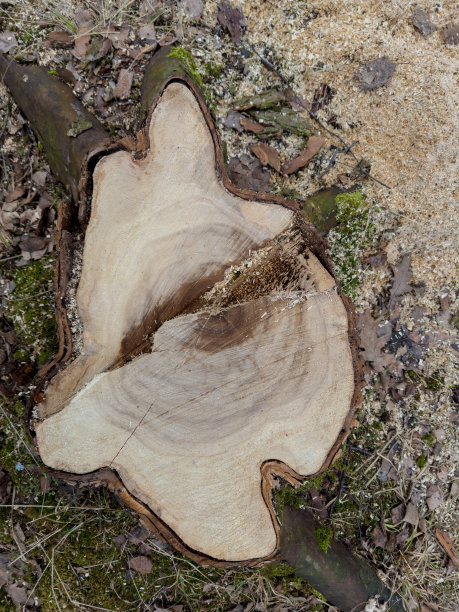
[0,53,111,226]
[22,51,361,565]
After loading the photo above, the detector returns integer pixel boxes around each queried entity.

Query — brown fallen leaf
[114,69,134,100]
[435,529,459,567]
[47,31,74,44]
[0,30,18,54]
[5,583,28,607]
[138,23,156,44]
[371,525,387,548]
[128,555,152,574]
[426,484,443,511]
[227,155,271,193]
[250,143,281,172]
[282,135,325,175]
[356,57,396,91]
[74,27,91,59]
[403,502,419,526]
[240,117,264,134]
[102,25,130,50]
[216,1,247,44]
[224,110,243,132]
[357,310,395,373]
[19,235,47,260]
[442,24,459,45]
[75,9,94,29]
[5,185,25,203]
[181,0,203,20]
[389,254,413,310]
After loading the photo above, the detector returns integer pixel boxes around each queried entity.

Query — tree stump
[1,49,361,566]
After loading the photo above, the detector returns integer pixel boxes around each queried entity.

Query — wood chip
[250,143,281,172]
[113,69,134,100]
[216,0,247,44]
[356,57,396,90]
[281,135,325,175]
[435,529,459,567]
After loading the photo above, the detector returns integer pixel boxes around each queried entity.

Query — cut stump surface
[34,77,360,564]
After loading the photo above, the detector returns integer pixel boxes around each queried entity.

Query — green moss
[422,432,435,448]
[416,453,428,468]
[168,46,203,87]
[315,526,333,554]
[424,370,444,392]
[327,190,378,299]
[0,256,57,365]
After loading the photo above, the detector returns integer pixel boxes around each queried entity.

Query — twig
[328,468,347,518]
[245,44,391,189]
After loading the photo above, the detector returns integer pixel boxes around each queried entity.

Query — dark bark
[0,53,111,226]
[280,507,407,611]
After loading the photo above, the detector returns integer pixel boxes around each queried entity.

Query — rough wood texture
[17,50,362,565]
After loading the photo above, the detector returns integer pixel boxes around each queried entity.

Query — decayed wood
[0,48,362,565]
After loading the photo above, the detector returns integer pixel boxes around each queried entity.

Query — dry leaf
[5,185,25,203]
[216,1,247,44]
[426,484,442,511]
[412,8,437,36]
[19,235,47,260]
[240,117,264,134]
[224,110,243,132]
[75,9,94,29]
[356,57,396,90]
[0,30,18,54]
[357,310,395,372]
[442,24,459,46]
[389,254,413,310]
[128,555,152,574]
[227,155,271,192]
[435,529,459,567]
[5,583,28,607]
[182,0,203,20]
[138,23,156,44]
[74,27,91,59]
[250,143,281,172]
[47,31,74,44]
[403,502,419,525]
[281,135,325,175]
[31,170,48,187]
[114,69,134,100]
